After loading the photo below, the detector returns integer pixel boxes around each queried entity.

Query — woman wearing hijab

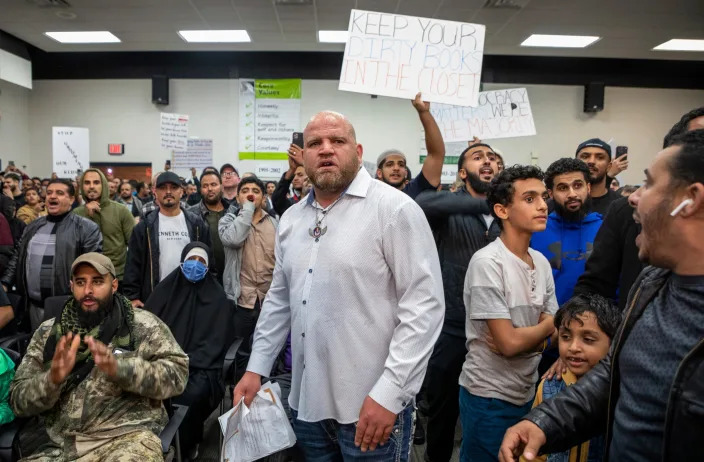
[144,241,232,460]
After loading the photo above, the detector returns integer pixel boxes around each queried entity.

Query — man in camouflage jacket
[10,253,188,461]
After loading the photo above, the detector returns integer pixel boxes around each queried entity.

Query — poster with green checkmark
[238,79,302,161]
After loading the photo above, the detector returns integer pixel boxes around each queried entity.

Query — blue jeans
[291,406,414,461]
[459,388,533,462]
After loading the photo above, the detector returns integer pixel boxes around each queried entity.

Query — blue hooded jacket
[531,211,603,306]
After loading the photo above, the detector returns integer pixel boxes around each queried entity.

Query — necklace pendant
[309,225,327,238]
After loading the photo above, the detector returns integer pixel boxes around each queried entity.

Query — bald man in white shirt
[234,111,445,461]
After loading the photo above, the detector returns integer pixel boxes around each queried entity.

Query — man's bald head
[303,111,357,145]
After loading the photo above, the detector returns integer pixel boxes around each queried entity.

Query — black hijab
[144,241,232,369]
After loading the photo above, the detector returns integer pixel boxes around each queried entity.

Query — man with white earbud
[499,129,704,462]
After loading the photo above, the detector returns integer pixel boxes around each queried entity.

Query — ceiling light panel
[45,31,120,43]
[653,39,704,51]
[521,34,600,48]
[178,30,251,43]
[318,30,348,43]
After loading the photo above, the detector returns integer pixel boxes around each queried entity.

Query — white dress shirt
[247,167,445,424]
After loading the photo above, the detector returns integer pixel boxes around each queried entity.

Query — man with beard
[1,179,102,330]
[123,171,211,309]
[531,158,603,377]
[499,129,704,462]
[376,93,445,199]
[575,139,621,216]
[74,169,135,284]
[531,158,603,306]
[107,178,120,202]
[10,252,188,460]
[116,181,142,218]
[233,111,444,461]
[414,142,501,462]
[3,173,25,209]
[188,170,228,285]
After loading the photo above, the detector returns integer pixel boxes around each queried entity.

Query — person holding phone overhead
[271,134,309,216]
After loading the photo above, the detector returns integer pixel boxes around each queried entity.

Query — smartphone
[616,146,628,159]
[165,159,171,168]
[8,161,15,167]
[292,132,304,149]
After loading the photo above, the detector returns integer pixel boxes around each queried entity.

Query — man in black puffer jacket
[499,130,704,462]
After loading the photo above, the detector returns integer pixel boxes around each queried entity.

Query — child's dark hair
[487,164,544,228]
[554,293,622,339]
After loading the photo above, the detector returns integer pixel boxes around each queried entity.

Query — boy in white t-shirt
[460,165,559,462]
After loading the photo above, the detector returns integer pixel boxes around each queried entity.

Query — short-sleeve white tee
[460,237,559,405]
[158,211,190,281]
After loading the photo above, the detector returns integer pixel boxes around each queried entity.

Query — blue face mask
[181,259,208,282]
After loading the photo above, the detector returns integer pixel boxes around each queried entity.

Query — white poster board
[173,139,213,169]
[430,88,536,142]
[160,112,189,149]
[339,9,485,106]
[52,127,89,178]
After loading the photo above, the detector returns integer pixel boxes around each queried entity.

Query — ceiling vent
[274,0,313,5]
[483,0,523,9]
[26,0,71,7]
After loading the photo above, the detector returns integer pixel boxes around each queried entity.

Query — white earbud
[670,199,694,217]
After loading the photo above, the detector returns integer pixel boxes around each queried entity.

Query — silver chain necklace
[309,195,343,239]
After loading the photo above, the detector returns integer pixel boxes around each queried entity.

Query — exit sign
[108,144,124,155]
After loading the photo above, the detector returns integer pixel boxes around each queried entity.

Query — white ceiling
[1,0,703,60]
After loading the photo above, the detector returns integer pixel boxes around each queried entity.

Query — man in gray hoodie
[219,176,278,372]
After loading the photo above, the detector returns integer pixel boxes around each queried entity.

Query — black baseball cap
[576,138,611,159]
[155,171,182,188]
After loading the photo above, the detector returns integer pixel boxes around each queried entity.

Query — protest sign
[160,112,189,149]
[339,10,485,106]
[173,139,213,170]
[52,127,89,177]
[430,88,536,142]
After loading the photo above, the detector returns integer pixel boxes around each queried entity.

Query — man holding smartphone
[271,137,308,216]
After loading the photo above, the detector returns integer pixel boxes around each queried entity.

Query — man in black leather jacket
[499,130,704,462]
[1,179,102,330]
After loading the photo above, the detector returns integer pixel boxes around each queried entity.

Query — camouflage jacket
[9,309,189,459]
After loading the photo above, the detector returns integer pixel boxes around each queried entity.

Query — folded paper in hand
[219,381,296,462]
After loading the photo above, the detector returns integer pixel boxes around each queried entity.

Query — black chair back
[43,296,70,322]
